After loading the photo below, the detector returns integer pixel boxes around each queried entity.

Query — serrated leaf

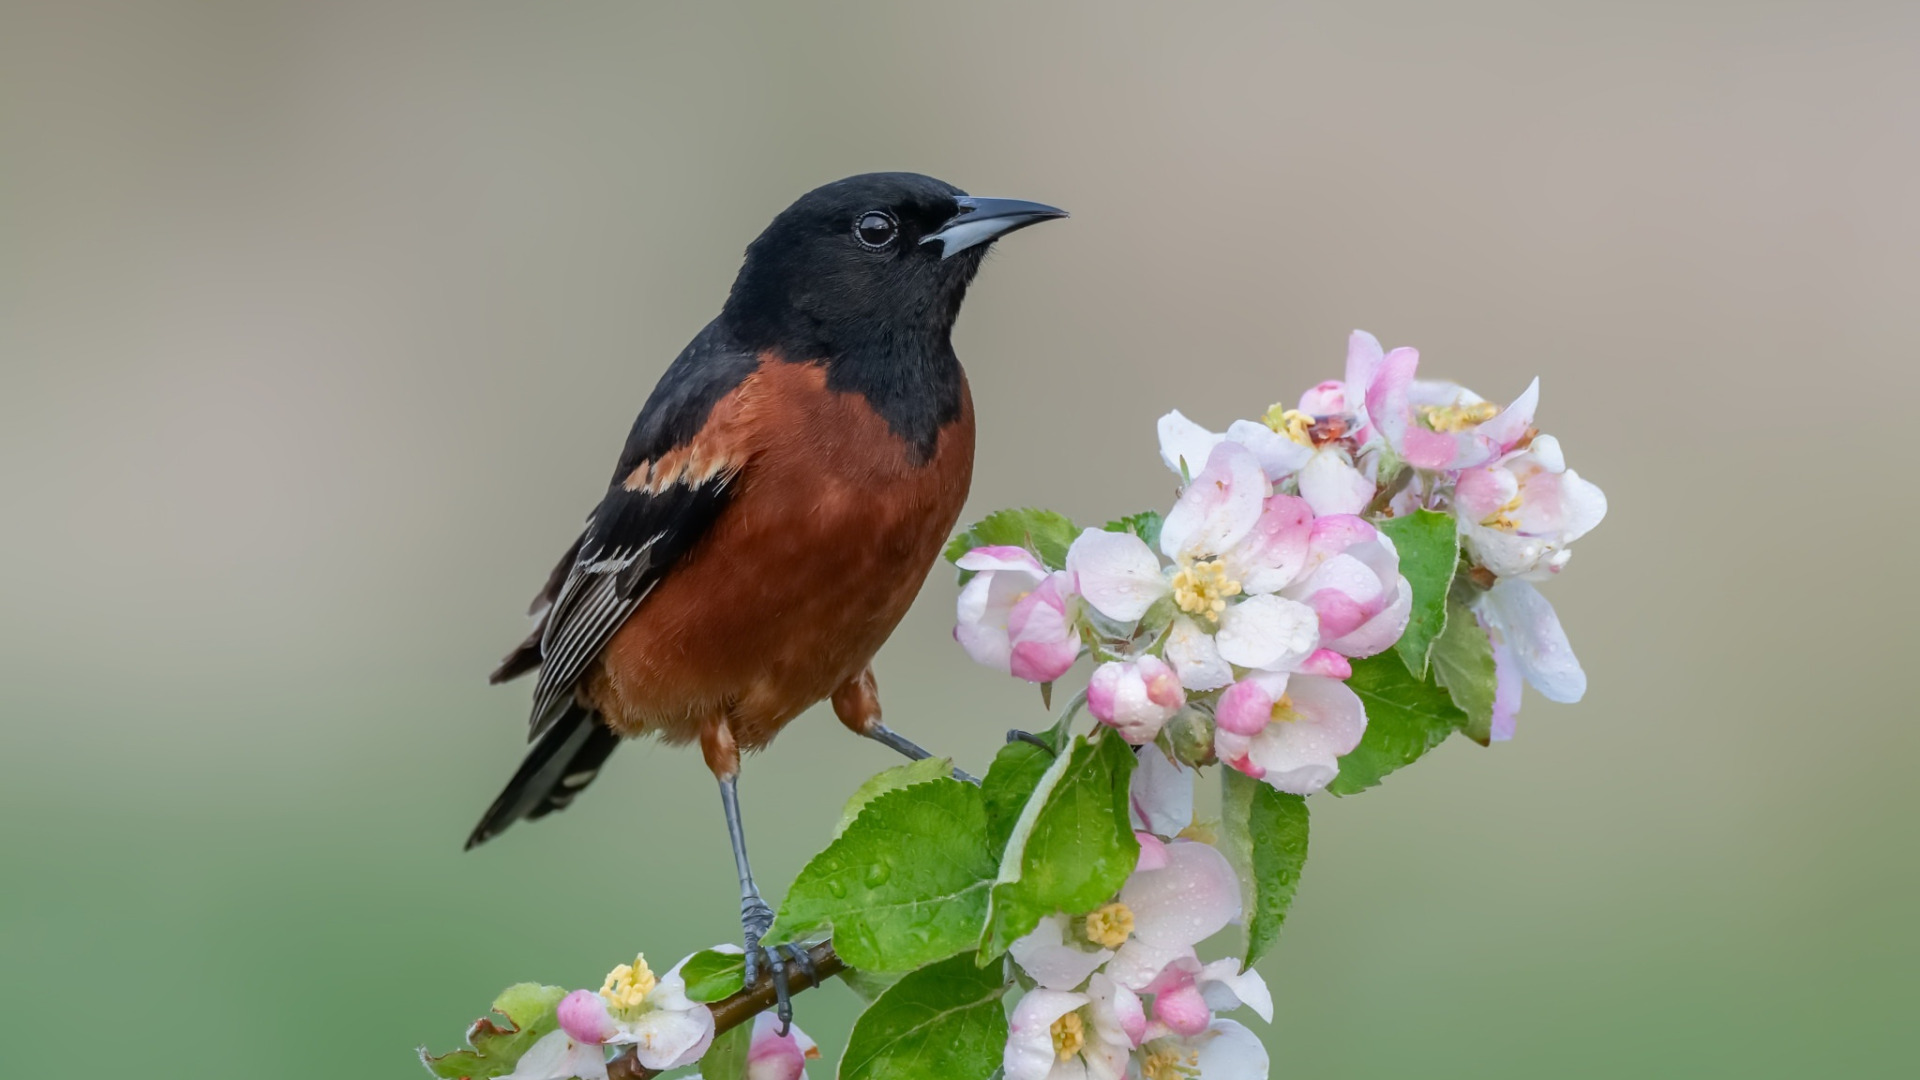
[1431,598,1499,745]
[980,740,1055,856]
[839,953,1010,1080]
[1220,769,1309,968]
[980,731,1139,960]
[1103,510,1164,550]
[1327,652,1468,795]
[1379,510,1460,677]
[835,757,953,839]
[697,1017,752,1080]
[419,983,566,1079]
[944,508,1078,571]
[769,780,995,972]
[680,948,746,1004]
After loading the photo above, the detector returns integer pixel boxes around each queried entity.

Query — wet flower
[1134,1019,1270,1080]
[1213,672,1368,795]
[1455,434,1607,580]
[1137,956,1273,1037]
[541,952,714,1073]
[1474,577,1587,740]
[955,546,1082,683]
[1087,656,1186,744]
[1004,975,1144,1080]
[744,1011,819,1080]
[1280,515,1412,659]
[1366,346,1538,472]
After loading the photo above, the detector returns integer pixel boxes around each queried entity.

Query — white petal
[1246,675,1367,795]
[1196,1019,1270,1079]
[1226,419,1313,480]
[1121,841,1243,952]
[1006,990,1089,1080]
[1105,936,1193,992]
[1165,617,1234,691]
[1157,410,1225,479]
[1197,958,1273,1023]
[615,1006,715,1071]
[1297,451,1374,517]
[1066,529,1168,622]
[1010,914,1114,991]
[1480,578,1586,703]
[956,546,1048,576]
[1161,442,1268,560]
[1214,594,1320,672]
[500,1030,610,1080]
[1129,743,1194,836]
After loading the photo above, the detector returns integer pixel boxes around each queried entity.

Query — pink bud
[1215,679,1274,737]
[557,989,616,1045]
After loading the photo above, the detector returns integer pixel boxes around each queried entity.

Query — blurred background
[4,1,1915,1076]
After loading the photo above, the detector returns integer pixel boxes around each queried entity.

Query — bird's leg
[706,719,802,1031]
[833,667,977,784]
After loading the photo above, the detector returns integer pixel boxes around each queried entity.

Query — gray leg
[719,775,796,1030]
[865,723,978,784]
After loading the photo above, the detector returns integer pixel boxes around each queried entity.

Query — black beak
[922,196,1069,259]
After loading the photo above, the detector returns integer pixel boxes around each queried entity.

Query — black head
[720,172,1066,360]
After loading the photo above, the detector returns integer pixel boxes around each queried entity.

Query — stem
[606,939,846,1080]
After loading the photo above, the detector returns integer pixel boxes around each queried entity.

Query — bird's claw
[739,897,813,1034]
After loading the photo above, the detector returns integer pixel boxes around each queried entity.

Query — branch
[607,939,846,1080]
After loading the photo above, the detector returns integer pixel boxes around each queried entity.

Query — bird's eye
[854,210,898,250]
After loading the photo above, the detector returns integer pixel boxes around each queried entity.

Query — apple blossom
[1087,656,1186,744]
[1455,433,1608,580]
[954,546,1082,683]
[1135,1019,1271,1080]
[1281,515,1413,659]
[744,1011,819,1080]
[1004,977,1142,1080]
[1214,671,1368,795]
[1475,577,1588,740]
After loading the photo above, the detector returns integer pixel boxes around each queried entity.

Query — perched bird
[468,172,1065,1023]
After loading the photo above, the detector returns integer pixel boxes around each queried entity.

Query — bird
[466,172,1066,1025]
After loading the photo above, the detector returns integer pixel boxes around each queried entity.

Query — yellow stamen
[1263,404,1316,446]
[1084,901,1136,949]
[1420,400,1500,433]
[598,954,657,1018]
[1177,821,1219,846]
[1480,494,1522,532]
[1270,693,1304,724]
[1141,1045,1203,1080]
[1050,1010,1087,1061]
[1170,558,1242,622]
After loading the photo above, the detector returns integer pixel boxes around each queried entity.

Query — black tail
[465,703,621,850]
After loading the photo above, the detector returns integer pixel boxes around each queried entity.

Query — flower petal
[1010,913,1115,991]
[1226,494,1314,595]
[1297,451,1374,517]
[1226,419,1313,480]
[747,1011,813,1080]
[1213,594,1320,672]
[1197,958,1273,1023]
[1067,529,1167,622]
[557,989,617,1045]
[1165,616,1234,691]
[1158,410,1224,479]
[1129,743,1194,837]
[1479,578,1586,703]
[1160,442,1268,561]
[1006,989,1089,1080]
[957,545,1048,576]
[500,1029,611,1080]
[1244,674,1367,795]
[1121,841,1243,953]
[1195,1019,1269,1079]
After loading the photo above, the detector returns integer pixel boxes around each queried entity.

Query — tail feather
[465,704,620,850]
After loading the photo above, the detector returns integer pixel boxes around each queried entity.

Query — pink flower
[1087,657,1186,744]
[1214,672,1368,795]
[1279,515,1413,659]
[1455,434,1607,580]
[517,953,715,1079]
[1135,1019,1270,1079]
[1475,577,1586,740]
[1139,956,1273,1036]
[1128,743,1194,838]
[954,547,1082,683]
[1367,344,1538,472]
[499,1027,610,1080]
[745,1011,818,1080]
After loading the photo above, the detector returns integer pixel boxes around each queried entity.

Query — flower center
[1140,1043,1202,1080]
[1420,400,1500,432]
[1083,901,1136,949]
[1480,494,1522,532]
[598,954,657,1019]
[1171,559,1241,621]
[1263,404,1316,447]
[1270,693,1303,724]
[1050,1010,1087,1061]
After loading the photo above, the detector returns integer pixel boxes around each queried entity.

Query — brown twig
[606,939,846,1080]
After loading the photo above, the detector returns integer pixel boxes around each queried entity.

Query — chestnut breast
[585,358,975,749]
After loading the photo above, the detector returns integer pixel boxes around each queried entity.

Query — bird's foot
[739,897,814,1034]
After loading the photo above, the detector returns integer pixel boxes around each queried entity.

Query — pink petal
[1296,379,1349,416]
[1245,675,1367,795]
[1160,442,1268,561]
[1300,648,1352,679]
[746,1012,811,1080]
[1321,575,1412,658]
[557,989,617,1045]
[1476,377,1540,455]
[1135,832,1171,871]
[1121,841,1243,952]
[1227,494,1314,595]
[1153,981,1213,1037]
[1129,743,1194,837]
[1214,677,1276,737]
[956,545,1048,576]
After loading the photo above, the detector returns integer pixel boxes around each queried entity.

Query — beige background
[3,2,1915,1076]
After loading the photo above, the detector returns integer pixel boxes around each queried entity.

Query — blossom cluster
[956,330,1606,787]
[1004,745,1269,1080]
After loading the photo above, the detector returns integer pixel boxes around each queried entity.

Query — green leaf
[419,983,566,1079]
[840,966,908,1004]
[839,953,1010,1080]
[980,740,1055,855]
[980,731,1140,960]
[1430,598,1499,745]
[698,1019,752,1080]
[770,779,996,972]
[1103,510,1164,550]
[680,948,746,1004]
[1327,652,1468,795]
[835,757,953,839]
[1220,769,1310,968]
[1379,510,1460,677]
[944,508,1078,571]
